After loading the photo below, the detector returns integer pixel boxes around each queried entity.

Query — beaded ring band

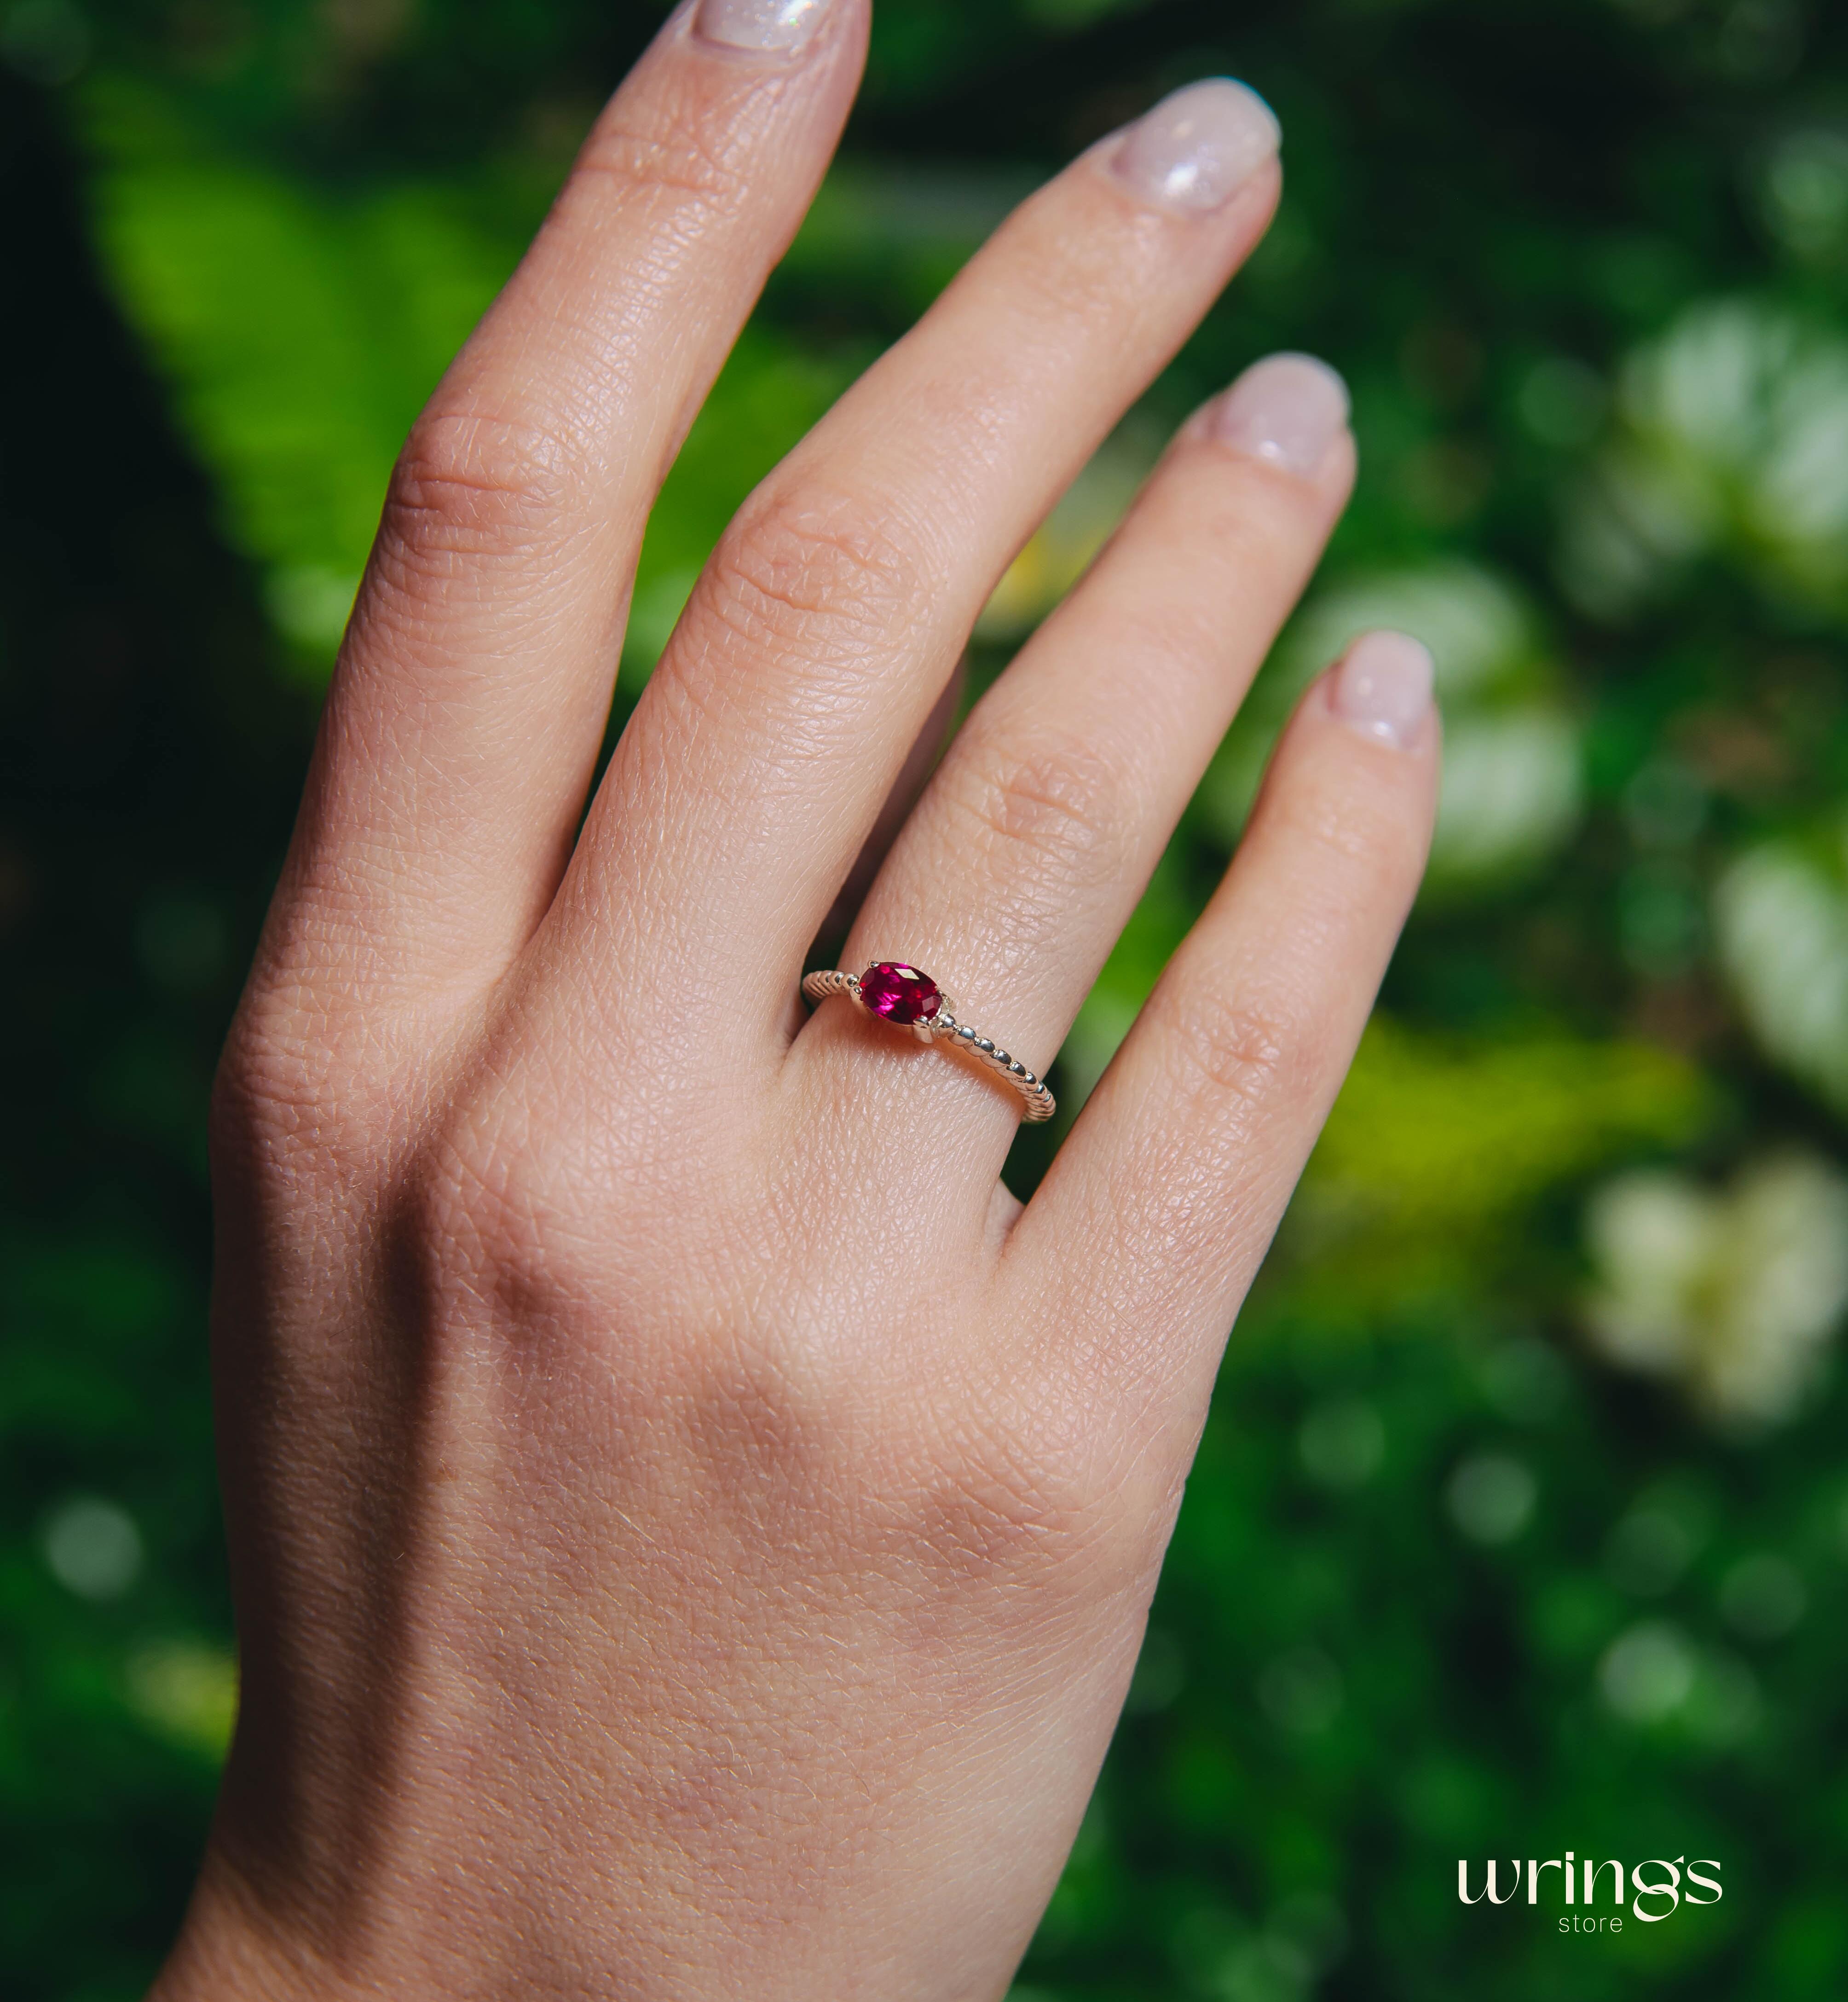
[802,962,1056,1123]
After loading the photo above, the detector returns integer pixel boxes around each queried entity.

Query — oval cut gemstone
[860,961,940,1025]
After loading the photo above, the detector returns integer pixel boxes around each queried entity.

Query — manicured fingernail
[695,0,830,52]
[1331,631,1435,749]
[1111,78,1280,214]
[1209,353,1349,476]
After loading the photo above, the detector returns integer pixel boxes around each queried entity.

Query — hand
[154,2,1437,1996]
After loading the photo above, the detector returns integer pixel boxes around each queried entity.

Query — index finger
[273,0,868,1007]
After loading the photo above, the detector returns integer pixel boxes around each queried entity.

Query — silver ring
[802,961,1056,1122]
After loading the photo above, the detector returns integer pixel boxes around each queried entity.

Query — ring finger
[801,352,1355,1155]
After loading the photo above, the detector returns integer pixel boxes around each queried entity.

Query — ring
[802,961,1056,1122]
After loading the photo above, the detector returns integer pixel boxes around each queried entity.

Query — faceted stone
[860,961,940,1025]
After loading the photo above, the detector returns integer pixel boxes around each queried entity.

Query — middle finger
[551,79,1284,1040]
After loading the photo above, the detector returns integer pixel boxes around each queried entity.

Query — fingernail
[695,0,830,53]
[1331,631,1435,749]
[1208,353,1349,476]
[1111,78,1280,214]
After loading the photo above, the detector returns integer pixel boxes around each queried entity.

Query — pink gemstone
[860,962,940,1026]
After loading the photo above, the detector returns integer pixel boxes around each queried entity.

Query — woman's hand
[155,2,1437,1996]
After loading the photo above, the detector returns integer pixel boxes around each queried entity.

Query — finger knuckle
[209,992,396,1191]
[1161,984,1307,1113]
[408,1122,548,1316]
[898,1385,1138,1595]
[1278,770,1391,868]
[697,482,929,663]
[676,1336,848,1531]
[1089,591,1227,675]
[1274,764,1426,908]
[940,732,1131,924]
[570,106,751,220]
[378,410,582,573]
[1004,205,1139,335]
[670,1340,1137,1602]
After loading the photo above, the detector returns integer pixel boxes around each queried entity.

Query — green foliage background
[7,0,1848,1995]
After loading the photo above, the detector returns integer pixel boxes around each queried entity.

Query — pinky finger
[1001,631,1440,1418]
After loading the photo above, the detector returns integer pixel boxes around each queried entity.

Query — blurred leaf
[79,75,526,671]
[1288,1018,1711,1298]
[125,1640,237,1759]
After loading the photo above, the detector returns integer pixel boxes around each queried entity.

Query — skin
[152,4,1438,1998]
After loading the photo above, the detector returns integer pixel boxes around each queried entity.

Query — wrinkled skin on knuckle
[693,482,930,668]
[1161,982,1310,1120]
[375,410,589,586]
[568,98,754,220]
[937,732,1132,943]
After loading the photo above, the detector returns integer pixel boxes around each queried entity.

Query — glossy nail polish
[1209,353,1349,477]
[1331,631,1436,749]
[696,0,831,53]
[1112,78,1280,213]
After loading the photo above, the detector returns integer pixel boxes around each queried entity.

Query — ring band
[802,961,1056,1122]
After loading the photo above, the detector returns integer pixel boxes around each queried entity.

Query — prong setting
[800,962,1055,1121]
